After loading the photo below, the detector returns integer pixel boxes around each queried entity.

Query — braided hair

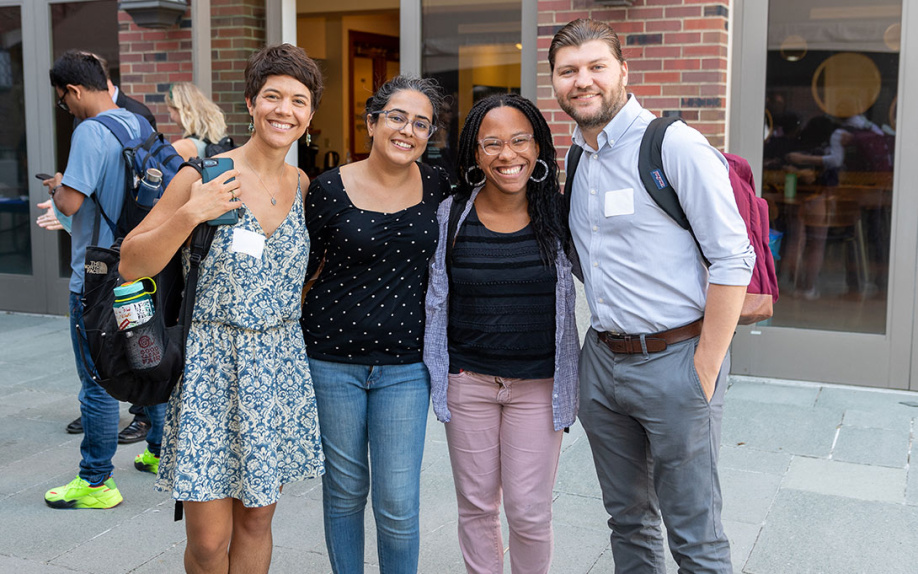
[455,93,570,265]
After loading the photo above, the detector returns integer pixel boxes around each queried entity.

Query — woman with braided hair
[423,93,579,574]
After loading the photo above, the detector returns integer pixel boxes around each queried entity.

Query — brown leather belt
[596,318,703,354]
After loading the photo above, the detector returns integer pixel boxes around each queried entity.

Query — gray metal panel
[520,0,536,101]
[192,0,212,98]
[897,0,918,390]
[400,0,421,77]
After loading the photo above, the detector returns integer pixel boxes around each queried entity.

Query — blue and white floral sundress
[155,177,324,507]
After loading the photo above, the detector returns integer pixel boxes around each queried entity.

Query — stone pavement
[1,310,917,573]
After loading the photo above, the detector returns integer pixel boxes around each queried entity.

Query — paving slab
[721,400,842,457]
[724,379,821,407]
[907,462,918,507]
[553,433,601,498]
[720,467,782,525]
[719,444,792,475]
[744,489,918,574]
[832,425,909,468]
[841,408,913,432]
[783,456,906,504]
[815,384,918,415]
[0,555,77,574]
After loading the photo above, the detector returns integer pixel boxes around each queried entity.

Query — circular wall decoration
[780,35,808,61]
[884,23,901,52]
[811,52,881,118]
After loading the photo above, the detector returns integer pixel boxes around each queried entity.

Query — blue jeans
[308,357,430,574]
[70,292,165,483]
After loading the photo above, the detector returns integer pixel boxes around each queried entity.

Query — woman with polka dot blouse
[301,75,450,574]
[423,94,579,574]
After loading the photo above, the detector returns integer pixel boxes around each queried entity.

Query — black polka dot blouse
[301,162,451,365]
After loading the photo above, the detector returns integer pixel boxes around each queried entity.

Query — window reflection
[762,1,900,334]
[421,0,522,184]
[0,7,29,275]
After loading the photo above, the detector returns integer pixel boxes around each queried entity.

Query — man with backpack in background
[37,51,160,446]
[550,19,755,572]
[40,50,165,509]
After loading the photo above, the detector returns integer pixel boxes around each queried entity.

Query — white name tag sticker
[231,228,266,259]
[604,188,635,217]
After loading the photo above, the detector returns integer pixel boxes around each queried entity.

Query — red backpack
[564,116,779,324]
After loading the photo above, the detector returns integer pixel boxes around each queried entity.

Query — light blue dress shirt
[568,95,755,334]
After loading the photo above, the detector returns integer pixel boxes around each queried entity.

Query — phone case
[203,158,240,226]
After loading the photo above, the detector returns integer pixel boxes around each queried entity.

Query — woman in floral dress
[120,44,324,574]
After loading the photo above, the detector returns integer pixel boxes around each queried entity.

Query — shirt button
[590,189,596,195]
[598,297,604,303]
[592,226,598,232]
[592,153,598,160]
[593,262,598,267]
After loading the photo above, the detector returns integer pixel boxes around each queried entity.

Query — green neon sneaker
[134,448,160,474]
[44,475,123,509]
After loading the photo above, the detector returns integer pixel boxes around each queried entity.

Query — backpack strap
[85,113,151,241]
[638,116,711,264]
[563,144,585,211]
[638,116,691,230]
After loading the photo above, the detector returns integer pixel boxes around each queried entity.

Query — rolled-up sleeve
[663,122,755,286]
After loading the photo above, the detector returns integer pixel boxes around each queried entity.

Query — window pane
[762,0,900,334]
[421,0,522,183]
[0,6,29,275]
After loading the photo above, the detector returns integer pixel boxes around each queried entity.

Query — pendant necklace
[242,151,283,206]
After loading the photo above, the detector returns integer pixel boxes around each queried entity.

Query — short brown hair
[244,44,324,109]
[548,19,624,72]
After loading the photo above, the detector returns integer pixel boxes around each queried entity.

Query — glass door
[730,0,918,389]
[0,0,119,314]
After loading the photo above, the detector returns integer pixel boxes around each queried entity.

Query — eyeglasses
[56,90,71,114]
[477,134,535,156]
[372,110,437,139]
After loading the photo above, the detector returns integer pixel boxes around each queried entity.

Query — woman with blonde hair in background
[166,81,232,160]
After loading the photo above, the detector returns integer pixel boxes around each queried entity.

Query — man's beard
[558,85,627,130]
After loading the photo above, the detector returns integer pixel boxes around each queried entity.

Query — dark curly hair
[455,93,570,265]
[364,75,446,146]
[245,44,324,110]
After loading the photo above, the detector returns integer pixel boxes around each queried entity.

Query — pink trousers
[445,370,564,574]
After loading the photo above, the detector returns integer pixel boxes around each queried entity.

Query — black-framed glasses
[56,90,71,114]
[478,134,535,156]
[372,110,437,139]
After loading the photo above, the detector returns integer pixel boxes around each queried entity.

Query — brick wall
[117,9,193,141]
[536,0,731,170]
[118,0,266,145]
[211,0,266,143]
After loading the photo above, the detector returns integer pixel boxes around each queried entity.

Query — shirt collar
[110,85,119,104]
[571,94,643,153]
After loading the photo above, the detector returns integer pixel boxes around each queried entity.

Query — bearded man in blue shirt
[550,19,755,574]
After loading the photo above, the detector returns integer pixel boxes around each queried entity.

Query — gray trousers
[579,328,732,574]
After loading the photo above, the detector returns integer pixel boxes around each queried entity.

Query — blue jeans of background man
[69,292,165,483]
[308,357,430,574]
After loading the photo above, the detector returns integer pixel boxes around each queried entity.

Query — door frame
[728,0,918,390]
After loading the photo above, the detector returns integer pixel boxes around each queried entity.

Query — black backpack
[76,159,217,406]
[86,114,185,238]
[191,134,236,158]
